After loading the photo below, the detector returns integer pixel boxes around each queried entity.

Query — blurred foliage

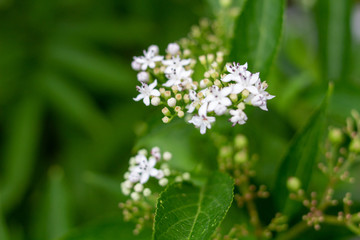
[0,0,359,239]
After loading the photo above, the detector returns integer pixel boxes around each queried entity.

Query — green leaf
[230,0,285,79]
[0,94,43,213]
[153,172,234,240]
[58,216,151,240]
[315,0,352,82]
[273,84,333,218]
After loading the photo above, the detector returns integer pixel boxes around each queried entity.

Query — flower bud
[175,93,182,101]
[162,107,171,116]
[166,43,180,55]
[183,94,190,103]
[131,192,140,201]
[183,49,191,57]
[242,89,250,98]
[167,98,176,108]
[163,151,172,161]
[174,106,181,112]
[164,91,171,99]
[199,55,206,65]
[214,79,222,87]
[234,134,248,150]
[148,45,159,55]
[230,93,238,102]
[287,177,301,192]
[162,116,170,123]
[131,60,141,71]
[151,97,160,106]
[159,178,169,186]
[328,128,343,145]
[143,188,151,197]
[178,110,184,118]
[234,151,247,164]
[171,85,178,94]
[207,54,214,63]
[182,172,191,181]
[134,183,144,192]
[350,138,360,153]
[220,0,232,8]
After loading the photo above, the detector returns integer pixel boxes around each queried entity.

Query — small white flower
[205,86,232,115]
[186,90,203,113]
[221,62,248,83]
[129,155,163,184]
[245,81,275,111]
[231,71,260,95]
[163,55,191,74]
[229,109,248,126]
[134,45,163,71]
[188,113,216,134]
[137,71,149,82]
[163,67,192,88]
[166,43,180,55]
[121,186,131,196]
[182,172,191,180]
[133,80,161,106]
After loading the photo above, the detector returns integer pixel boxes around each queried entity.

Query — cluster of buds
[131,20,274,134]
[121,147,176,201]
[263,213,288,238]
[120,147,191,234]
[212,224,250,240]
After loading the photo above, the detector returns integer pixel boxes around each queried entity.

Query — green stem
[278,221,308,240]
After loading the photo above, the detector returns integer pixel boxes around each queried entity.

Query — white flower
[186,90,202,113]
[232,71,260,95]
[229,109,248,126]
[188,113,216,134]
[133,80,160,106]
[204,86,232,115]
[221,62,248,83]
[245,81,275,111]
[143,188,151,197]
[134,45,163,71]
[163,151,172,161]
[129,155,164,184]
[137,71,149,82]
[163,68,193,89]
[166,43,180,55]
[163,55,191,74]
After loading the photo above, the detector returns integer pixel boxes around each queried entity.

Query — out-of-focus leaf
[56,19,155,46]
[0,202,9,240]
[0,94,43,213]
[273,85,332,219]
[230,0,285,79]
[40,72,110,139]
[58,216,151,240]
[83,172,124,199]
[32,166,71,240]
[315,0,352,82]
[153,172,234,240]
[46,44,134,96]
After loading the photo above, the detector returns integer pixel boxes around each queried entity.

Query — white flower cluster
[131,42,274,134]
[121,147,173,201]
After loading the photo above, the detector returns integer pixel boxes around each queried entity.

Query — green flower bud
[234,151,247,164]
[349,138,360,154]
[287,177,301,192]
[328,128,343,145]
[234,134,248,150]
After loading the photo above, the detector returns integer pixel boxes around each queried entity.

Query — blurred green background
[0,0,359,239]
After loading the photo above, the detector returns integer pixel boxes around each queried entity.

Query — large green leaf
[153,172,234,240]
[58,216,151,240]
[315,0,352,83]
[230,0,285,79]
[273,85,332,218]
[0,94,43,213]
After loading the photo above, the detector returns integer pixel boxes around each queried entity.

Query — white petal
[149,61,156,69]
[200,125,206,134]
[140,173,150,184]
[149,168,159,177]
[221,87,232,96]
[232,84,244,94]
[246,86,259,95]
[198,103,208,116]
[180,59,191,66]
[151,89,160,97]
[143,97,150,106]
[207,116,216,123]
[153,56,164,62]
[220,97,232,106]
[141,63,148,71]
[207,101,217,112]
[221,74,234,82]
[149,80,158,90]
[133,94,144,102]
